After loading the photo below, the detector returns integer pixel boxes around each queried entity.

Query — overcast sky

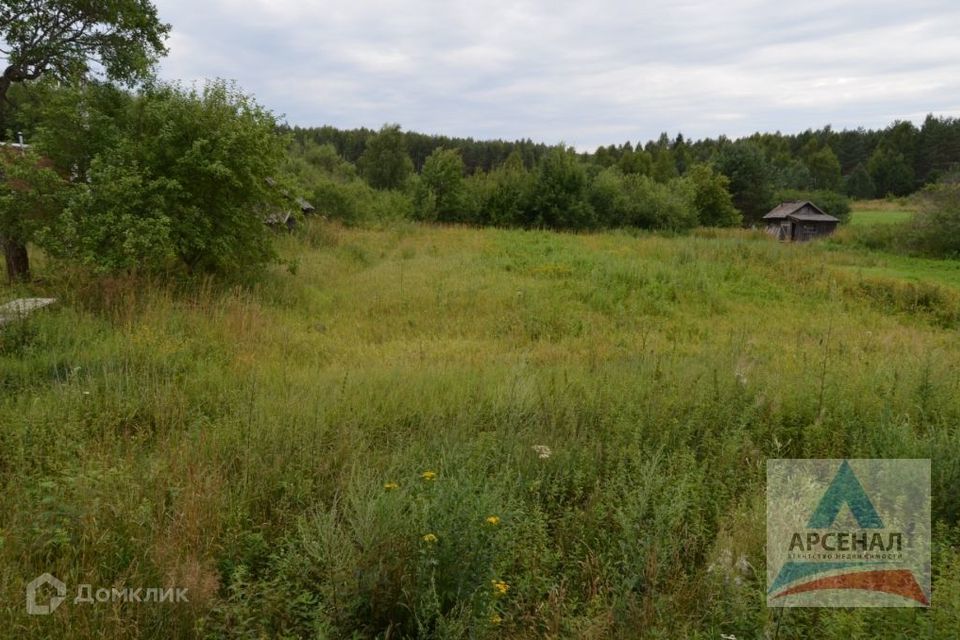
[153,0,960,150]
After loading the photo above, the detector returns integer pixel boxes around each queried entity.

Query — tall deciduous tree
[413,147,466,222]
[844,163,875,200]
[805,146,842,191]
[0,147,67,281]
[0,0,169,104]
[685,164,741,227]
[713,142,774,225]
[357,124,414,190]
[529,146,594,229]
[0,0,169,281]
[868,146,915,197]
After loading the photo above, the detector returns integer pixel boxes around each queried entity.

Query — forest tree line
[287,115,960,233]
[292,115,960,196]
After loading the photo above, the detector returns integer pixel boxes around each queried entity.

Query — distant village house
[763,201,839,241]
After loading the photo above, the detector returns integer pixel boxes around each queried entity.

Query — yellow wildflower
[491,579,509,596]
[421,470,437,481]
[490,612,502,625]
[384,482,399,491]
[422,533,438,543]
[485,515,501,526]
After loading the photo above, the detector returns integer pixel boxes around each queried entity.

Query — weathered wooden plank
[0,298,57,326]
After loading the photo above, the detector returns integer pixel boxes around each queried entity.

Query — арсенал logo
[767,459,930,607]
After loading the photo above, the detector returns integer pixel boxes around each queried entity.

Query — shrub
[587,167,629,227]
[48,81,287,276]
[684,164,742,227]
[464,154,533,227]
[840,221,904,253]
[623,174,698,231]
[528,147,596,229]
[906,184,960,258]
[307,176,412,226]
[588,168,698,231]
[52,151,178,273]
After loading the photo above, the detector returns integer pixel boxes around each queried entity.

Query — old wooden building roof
[762,201,839,223]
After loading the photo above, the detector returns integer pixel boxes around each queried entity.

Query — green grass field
[849,209,914,226]
[2,222,959,638]
[849,199,916,227]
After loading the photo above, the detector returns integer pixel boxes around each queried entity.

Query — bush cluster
[297,141,744,233]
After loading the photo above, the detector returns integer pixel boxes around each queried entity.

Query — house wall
[766,221,794,241]
[792,222,837,242]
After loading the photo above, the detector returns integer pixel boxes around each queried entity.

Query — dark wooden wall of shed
[792,222,837,242]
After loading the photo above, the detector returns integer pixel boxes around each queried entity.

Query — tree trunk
[0,72,11,106]
[1,234,30,282]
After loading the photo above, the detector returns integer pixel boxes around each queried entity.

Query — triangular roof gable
[763,200,832,220]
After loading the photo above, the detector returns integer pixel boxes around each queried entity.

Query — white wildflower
[734,367,748,387]
[532,444,552,460]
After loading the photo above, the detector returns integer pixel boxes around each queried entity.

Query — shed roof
[296,197,315,213]
[788,210,839,222]
[763,201,838,222]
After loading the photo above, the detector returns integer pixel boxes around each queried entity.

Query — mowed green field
[837,199,960,288]
[2,222,960,638]
[849,209,914,227]
[849,199,916,227]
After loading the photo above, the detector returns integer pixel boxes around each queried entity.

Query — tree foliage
[0,147,68,280]
[294,115,960,202]
[465,151,533,227]
[713,143,774,225]
[844,163,876,199]
[0,0,169,104]
[0,0,168,280]
[906,184,960,258]
[357,124,414,190]
[413,148,466,222]
[868,146,915,197]
[587,168,700,231]
[805,146,842,191]
[684,164,742,227]
[287,140,411,227]
[528,146,595,229]
[46,81,287,275]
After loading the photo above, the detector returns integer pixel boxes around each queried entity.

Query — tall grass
[1,222,958,637]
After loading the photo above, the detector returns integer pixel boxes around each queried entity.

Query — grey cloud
[152,0,960,150]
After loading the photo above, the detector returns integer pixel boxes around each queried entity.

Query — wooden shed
[263,178,316,231]
[763,201,839,241]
